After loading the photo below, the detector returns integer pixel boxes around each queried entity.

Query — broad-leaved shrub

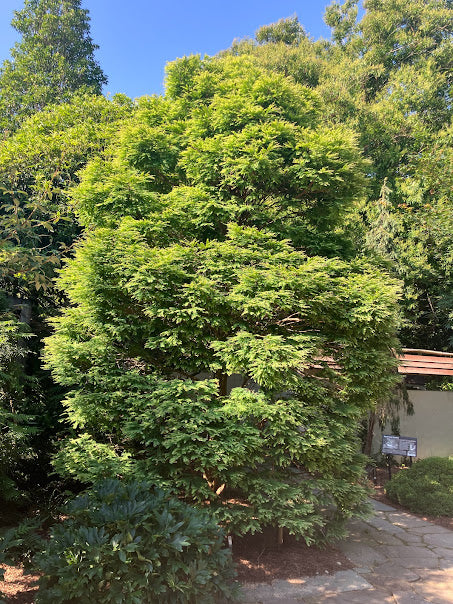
[35,479,238,603]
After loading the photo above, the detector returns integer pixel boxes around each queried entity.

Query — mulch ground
[0,565,39,603]
[233,466,453,583]
[232,529,353,584]
[2,468,452,599]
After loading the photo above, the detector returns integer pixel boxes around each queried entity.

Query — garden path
[241,499,453,603]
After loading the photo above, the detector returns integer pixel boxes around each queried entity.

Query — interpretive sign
[382,435,417,457]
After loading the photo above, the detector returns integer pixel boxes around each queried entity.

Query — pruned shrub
[385,457,453,516]
[35,479,238,603]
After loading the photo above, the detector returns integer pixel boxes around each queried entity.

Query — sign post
[382,435,417,479]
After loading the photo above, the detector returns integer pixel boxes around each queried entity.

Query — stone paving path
[241,500,453,603]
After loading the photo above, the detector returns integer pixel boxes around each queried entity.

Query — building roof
[398,349,453,376]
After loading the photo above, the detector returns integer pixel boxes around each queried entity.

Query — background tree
[0,0,107,132]
[44,54,400,542]
[255,15,306,46]
[233,0,452,350]
[0,0,128,506]
[0,94,133,507]
[0,295,37,505]
[0,93,133,298]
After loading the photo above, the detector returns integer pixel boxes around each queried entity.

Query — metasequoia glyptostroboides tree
[45,55,400,541]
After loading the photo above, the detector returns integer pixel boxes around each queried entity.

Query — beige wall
[373,390,453,459]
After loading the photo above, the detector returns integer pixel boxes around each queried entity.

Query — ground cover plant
[44,53,401,543]
[385,457,453,516]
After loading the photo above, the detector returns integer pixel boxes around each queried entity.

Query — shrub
[385,457,453,516]
[35,479,238,603]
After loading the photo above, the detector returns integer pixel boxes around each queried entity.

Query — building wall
[373,390,453,459]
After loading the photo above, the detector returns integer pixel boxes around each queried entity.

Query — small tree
[45,55,400,542]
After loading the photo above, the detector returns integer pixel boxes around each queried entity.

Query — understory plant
[33,479,238,603]
[385,457,453,516]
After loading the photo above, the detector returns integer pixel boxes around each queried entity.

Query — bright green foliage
[238,2,453,349]
[35,480,238,603]
[0,93,133,298]
[324,1,359,47]
[325,0,453,349]
[386,457,453,516]
[0,0,107,132]
[0,2,121,506]
[45,55,400,541]
[255,16,306,46]
[0,94,133,504]
[75,56,366,258]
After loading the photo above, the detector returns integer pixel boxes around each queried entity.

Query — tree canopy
[0,0,107,132]
[0,93,133,299]
[0,93,133,504]
[1,0,450,546]
[44,54,400,540]
[236,0,453,350]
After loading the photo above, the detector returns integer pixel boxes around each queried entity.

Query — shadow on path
[241,499,453,603]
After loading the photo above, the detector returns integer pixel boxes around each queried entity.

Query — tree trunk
[363,411,376,457]
[216,370,228,397]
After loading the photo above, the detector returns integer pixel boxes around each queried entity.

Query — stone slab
[337,541,387,566]
[241,571,373,602]
[431,547,453,560]
[366,517,409,535]
[390,517,433,529]
[397,557,441,570]
[304,588,395,603]
[409,525,453,535]
[368,561,421,581]
[422,533,453,548]
[370,499,397,512]
[399,532,425,544]
[382,545,439,559]
[241,504,453,603]
[393,593,432,604]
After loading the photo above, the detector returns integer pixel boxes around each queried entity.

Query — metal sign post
[382,435,417,478]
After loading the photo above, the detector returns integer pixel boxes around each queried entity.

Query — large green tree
[44,55,400,541]
[0,0,107,132]
[337,0,453,350]
[236,2,453,350]
[0,93,133,298]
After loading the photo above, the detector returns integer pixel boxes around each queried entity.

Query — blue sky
[0,1,333,100]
